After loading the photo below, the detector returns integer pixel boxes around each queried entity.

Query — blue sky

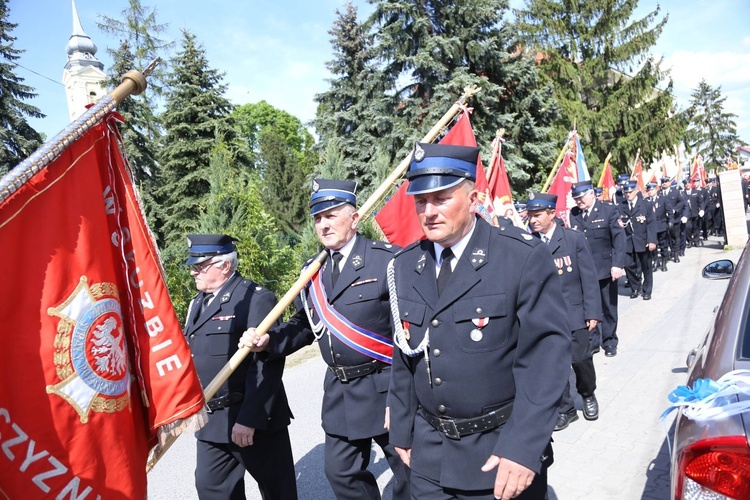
[8,0,750,151]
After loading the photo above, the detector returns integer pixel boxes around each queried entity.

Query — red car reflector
[677,436,750,499]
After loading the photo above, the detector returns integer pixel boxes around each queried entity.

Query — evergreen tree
[684,79,744,171]
[515,0,684,173]
[157,30,248,246]
[367,0,559,191]
[313,2,395,190]
[0,0,43,175]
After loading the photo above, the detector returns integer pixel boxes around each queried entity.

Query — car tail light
[675,436,750,499]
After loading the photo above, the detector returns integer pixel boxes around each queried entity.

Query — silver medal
[470,329,483,342]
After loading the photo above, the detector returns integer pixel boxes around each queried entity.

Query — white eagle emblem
[414,143,425,161]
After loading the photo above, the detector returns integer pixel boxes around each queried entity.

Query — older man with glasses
[184,234,297,500]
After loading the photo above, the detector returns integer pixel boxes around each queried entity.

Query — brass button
[431,319,440,328]
[433,349,441,357]
[217,327,222,331]
[335,353,341,359]
[438,405,446,414]
[189,334,195,339]
[358,294,363,299]
[476,307,483,314]
[434,378,442,386]
[404,312,409,317]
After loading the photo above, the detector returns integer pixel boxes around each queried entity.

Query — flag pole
[147,86,483,471]
[629,148,641,177]
[357,85,481,221]
[485,129,505,184]
[0,61,159,205]
[598,152,612,187]
[541,140,570,193]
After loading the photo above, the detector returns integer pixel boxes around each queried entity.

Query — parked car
[670,248,750,499]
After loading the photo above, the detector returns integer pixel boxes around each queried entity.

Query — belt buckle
[334,367,348,382]
[205,401,214,414]
[438,418,461,439]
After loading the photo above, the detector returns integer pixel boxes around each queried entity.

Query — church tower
[62,0,107,121]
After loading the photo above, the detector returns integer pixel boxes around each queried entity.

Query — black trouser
[668,222,680,257]
[679,221,687,252]
[598,278,618,348]
[560,327,597,414]
[626,250,653,295]
[657,230,669,258]
[687,216,701,245]
[195,429,298,500]
[324,431,410,500]
[409,457,550,500]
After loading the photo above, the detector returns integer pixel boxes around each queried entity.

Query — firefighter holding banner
[241,179,409,500]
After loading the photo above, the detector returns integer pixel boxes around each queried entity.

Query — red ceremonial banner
[548,150,578,225]
[0,114,205,498]
[598,156,616,202]
[374,111,490,246]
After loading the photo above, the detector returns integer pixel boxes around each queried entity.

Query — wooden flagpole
[541,140,570,193]
[147,85,483,471]
[485,129,505,184]
[629,148,641,177]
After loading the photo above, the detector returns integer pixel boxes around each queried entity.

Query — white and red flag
[0,113,205,498]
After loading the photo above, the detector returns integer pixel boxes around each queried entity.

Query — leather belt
[329,360,388,382]
[420,401,514,440]
[206,392,244,413]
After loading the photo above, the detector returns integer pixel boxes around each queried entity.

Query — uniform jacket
[389,218,571,490]
[569,200,626,280]
[683,188,707,217]
[185,273,292,443]
[618,196,657,253]
[534,225,602,331]
[709,185,722,207]
[646,196,667,233]
[267,234,400,440]
[659,187,684,223]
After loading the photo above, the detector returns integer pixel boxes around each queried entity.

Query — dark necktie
[331,252,343,286]
[542,235,550,245]
[629,201,633,211]
[436,248,454,297]
[582,210,588,222]
[200,293,214,315]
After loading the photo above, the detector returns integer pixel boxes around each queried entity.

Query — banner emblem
[47,276,130,423]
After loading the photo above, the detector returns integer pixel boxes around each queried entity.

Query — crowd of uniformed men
[179,142,728,500]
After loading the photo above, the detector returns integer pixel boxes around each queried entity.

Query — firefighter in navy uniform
[569,181,626,357]
[183,234,297,500]
[618,181,657,300]
[646,183,669,272]
[527,192,602,432]
[659,177,684,263]
[387,142,571,500]
[240,179,409,500]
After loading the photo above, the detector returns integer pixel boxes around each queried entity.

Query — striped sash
[308,270,393,364]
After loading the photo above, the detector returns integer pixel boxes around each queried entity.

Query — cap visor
[405,175,466,195]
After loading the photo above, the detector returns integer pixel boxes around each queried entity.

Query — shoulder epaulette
[394,239,422,257]
[369,240,400,253]
[496,225,538,246]
[239,279,270,295]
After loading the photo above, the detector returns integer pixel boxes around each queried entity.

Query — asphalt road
[148,235,744,499]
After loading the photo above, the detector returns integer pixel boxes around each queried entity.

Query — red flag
[632,158,646,193]
[487,138,525,228]
[548,150,578,226]
[597,154,616,202]
[375,111,489,246]
[691,155,708,186]
[0,114,205,498]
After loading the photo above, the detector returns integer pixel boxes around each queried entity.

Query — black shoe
[554,411,579,431]
[604,346,617,357]
[642,294,651,300]
[679,250,685,256]
[674,255,680,263]
[591,346,601,355]
[630,290,640,299]
[583,395,599,420]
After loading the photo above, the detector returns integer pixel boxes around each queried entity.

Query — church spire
[64,0,103,72]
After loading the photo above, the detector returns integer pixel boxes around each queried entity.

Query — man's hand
[647,243,656,252]
[238,328,269,352]
[384,407,390,431]
[481,456,535,500]
[611,267,624,281]
[586,319,599,331]
[395,446,411,468]
[681,216,688,224]
[231,423,255,447]
[699,210,705,218]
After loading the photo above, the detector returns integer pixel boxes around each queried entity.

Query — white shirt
[434,219,476,276]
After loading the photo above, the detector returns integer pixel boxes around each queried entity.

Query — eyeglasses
[189,260,221,273]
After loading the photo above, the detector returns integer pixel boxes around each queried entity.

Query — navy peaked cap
[309,178,357,216]
[571,181,594,198]
[622,180,638,193]
[526,192,557,211]
[186,234,237,265]
[406,142,479,195]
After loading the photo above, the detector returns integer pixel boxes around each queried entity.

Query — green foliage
[363,0,559,194]
[233,100,314,159]
[683,79,745,171]
[0,0,43,175]
[515,0,685,171]
[163,144,302,319]
[156,29,249,247]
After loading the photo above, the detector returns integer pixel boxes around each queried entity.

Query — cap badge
[414,143,425,161]
[529,192,536,200]
[312,179,320,192]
